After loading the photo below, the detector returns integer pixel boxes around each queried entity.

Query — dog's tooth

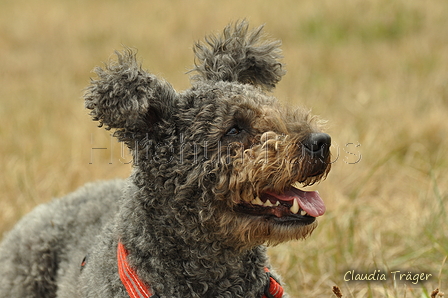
[252,197,263,206]
[274,201,280,206]
[300,209,307,216]
[263,200,274,207]
[255,197,264,205]
[290,199,299,214]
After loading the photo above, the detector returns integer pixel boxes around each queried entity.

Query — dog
[0,21,331,298]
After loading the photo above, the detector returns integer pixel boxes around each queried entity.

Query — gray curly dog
[0,21,331,298]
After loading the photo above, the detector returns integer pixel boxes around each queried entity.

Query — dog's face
[177,82,331,249]
[85,21,331,250]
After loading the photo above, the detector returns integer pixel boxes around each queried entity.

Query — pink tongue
[266,187,326,217]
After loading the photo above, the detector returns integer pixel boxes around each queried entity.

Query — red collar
[262,267,284,298]
[117,241,153,298]
[117,241,283,298]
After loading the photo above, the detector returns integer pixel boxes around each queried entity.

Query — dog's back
[0,180,124,298]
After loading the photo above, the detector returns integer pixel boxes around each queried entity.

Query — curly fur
[192,21,285,90]
[0,21,331,298]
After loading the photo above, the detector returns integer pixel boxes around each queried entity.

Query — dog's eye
[226,126,242,136]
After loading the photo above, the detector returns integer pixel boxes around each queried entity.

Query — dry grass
[0,0,447,296]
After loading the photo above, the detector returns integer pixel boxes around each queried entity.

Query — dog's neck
[116,181,271,297]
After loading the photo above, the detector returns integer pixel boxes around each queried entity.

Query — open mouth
[235,186,326,224]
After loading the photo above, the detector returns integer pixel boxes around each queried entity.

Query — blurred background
[0,0,447,296]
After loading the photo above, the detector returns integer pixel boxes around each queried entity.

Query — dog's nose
[302,133,331,154]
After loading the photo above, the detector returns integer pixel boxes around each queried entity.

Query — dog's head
[85,21,331,250]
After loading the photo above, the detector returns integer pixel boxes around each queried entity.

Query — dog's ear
[191,20,286,91]
[85,49,178,143]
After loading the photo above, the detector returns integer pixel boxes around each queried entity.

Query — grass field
[1,0,447,296]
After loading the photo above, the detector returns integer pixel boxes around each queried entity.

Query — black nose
[302,133,331,154]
